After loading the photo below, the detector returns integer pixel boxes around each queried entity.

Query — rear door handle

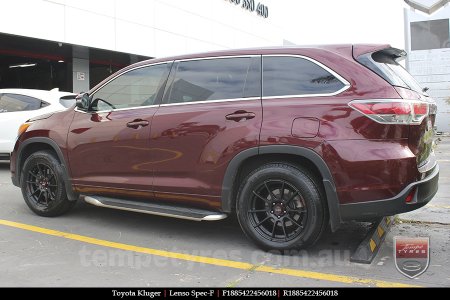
[225,111,256,122]
[127,119,149,129]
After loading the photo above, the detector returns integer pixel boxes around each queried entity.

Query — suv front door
[67,63,171,198]
[150,56,262,210]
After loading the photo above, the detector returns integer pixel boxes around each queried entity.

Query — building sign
[76,72,85,81]
[225,0,269,19]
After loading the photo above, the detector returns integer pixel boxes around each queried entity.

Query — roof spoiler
[353,44,407,61]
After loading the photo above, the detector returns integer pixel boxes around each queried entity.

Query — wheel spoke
[48,190,55,201]
[280,181,285,201]
[28,187,40,197]
[264,181,277,201]
[44,189,50,202]
[252,191,269,203]
[48,173,55,183]
[248,209,267,214]
[48,184,58,187]
[36,190,43,203]
[289,207,306,214]
[36,164,44,177]
[285,191,299,205]
[271,220,278,238]
[26,181,37,184]
[281,219,288,240]
[253,216,271,228]
[287,216,303,229]
[45,190,53,205]
[28,171,38,179]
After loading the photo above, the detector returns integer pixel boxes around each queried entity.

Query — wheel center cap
[272,203,285,216]
[38,180,48,190]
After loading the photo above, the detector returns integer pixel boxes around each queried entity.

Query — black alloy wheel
[237,163,327,250]
[21,151,76,217]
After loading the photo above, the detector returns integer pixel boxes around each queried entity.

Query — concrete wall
[0,0,282,58]
[405,6,450,132]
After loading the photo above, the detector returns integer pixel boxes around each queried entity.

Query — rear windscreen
[358,51,425,95]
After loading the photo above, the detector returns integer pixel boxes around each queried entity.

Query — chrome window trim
[174,55,260,63]
[261,54,351,99]
[74,104,160,114]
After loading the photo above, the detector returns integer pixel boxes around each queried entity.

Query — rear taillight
[349,100,429,125]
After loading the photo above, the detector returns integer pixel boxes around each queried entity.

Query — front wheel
[20,151,76,217]
[236,163,327,250]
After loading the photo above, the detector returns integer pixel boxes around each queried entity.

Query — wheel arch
[16,137,78,201]
[221,145,342,231]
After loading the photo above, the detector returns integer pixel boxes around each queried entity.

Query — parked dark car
[10,45,439,250]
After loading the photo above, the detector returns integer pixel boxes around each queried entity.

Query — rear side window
[358,51,424,95]
[166,57,260,104]
[263,56,346,98]
[0,94,42,113]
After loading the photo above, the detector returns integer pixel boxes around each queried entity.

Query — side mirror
[76,92,91,110]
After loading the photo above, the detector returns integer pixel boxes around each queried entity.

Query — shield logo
[394,237,430,279]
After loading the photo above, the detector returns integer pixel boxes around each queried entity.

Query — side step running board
[83,196,228,222]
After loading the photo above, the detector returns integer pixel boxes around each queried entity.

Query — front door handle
[225,111,256,122]
[127,119,149,129]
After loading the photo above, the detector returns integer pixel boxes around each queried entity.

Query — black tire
[20,150,76,217]
[236,163,327,251]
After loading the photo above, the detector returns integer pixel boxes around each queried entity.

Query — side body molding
[221,145,341,231]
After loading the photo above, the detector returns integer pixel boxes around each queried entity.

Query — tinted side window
[263,56,345,97]
[91,63,170,111]
[167,57,259,104]
[0,94,42,113]
[244,57,261,98]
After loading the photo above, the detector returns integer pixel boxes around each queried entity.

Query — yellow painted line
[377,226,384,238]
[255,266,412,288]
[0,219,418,287]
[369,239,377,252]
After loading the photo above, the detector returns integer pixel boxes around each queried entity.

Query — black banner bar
[0,287,441,298]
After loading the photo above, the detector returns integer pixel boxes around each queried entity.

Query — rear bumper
[340,164,439,220]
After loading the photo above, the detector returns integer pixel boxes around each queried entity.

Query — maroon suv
[10,44,439,250]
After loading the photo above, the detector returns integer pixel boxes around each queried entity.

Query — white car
[0,88,76,159]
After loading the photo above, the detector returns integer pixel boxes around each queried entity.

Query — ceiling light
[9,63,37,69]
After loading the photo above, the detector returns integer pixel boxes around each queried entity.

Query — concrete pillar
[72,46,90,94]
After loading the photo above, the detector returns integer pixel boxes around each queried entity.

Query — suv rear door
[67,63,171,197]
[150,56,262,210]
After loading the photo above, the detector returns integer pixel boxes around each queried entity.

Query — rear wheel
[20,151,76,217]
[236,163,327,250]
